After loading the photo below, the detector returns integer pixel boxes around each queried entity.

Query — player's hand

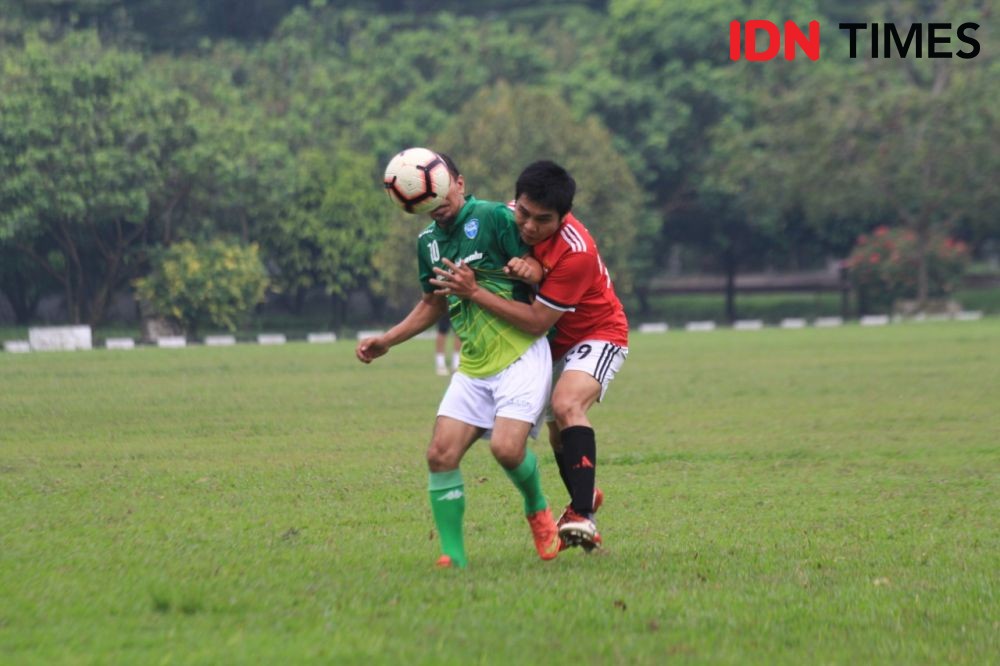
[356,337,389,363]
[505,256,543,284]
[430,258,479,299]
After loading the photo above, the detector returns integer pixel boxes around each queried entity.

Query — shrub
[845,226,970,309]
[135,241,269,337]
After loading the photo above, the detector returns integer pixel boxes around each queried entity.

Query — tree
[587,0,742,201]
[259,148,392,327]
[134,240,269,338]
[835,6,997,307]
[691,11,857,321]
[726,0,999,309]
[263,7,553,160]
[0,244,58,324]
[845,226,970,312]
[566,0,821,319]
[0,31,198,325]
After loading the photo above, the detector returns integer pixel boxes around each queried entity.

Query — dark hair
[515,160,575,218]
[437,152,461,179]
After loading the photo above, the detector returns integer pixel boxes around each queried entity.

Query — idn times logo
[729,20,981,61]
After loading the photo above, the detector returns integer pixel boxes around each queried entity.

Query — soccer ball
[383,147,452,214]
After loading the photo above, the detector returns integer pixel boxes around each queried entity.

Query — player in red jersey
[431,160,628,551]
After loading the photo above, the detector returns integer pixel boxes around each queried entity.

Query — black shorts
[437,316,451,335]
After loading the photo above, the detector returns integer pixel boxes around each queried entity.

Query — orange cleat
[526,508,562,560]
[435,555,454,568]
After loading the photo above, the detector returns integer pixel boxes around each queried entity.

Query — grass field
[1,320,998,663]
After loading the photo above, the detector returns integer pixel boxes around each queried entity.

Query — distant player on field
[431,160,629,552]
[434,314,461,376]
[356,153,561,569]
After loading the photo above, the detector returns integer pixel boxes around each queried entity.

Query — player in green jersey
[356,152,561,568]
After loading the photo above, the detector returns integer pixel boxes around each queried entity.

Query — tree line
[1,0,996,328]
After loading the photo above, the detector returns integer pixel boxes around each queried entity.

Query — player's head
[513,160,575,245]
[430,152,466,225]
[515,160,575,218]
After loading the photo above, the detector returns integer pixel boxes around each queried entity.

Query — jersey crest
[464,218,479,239]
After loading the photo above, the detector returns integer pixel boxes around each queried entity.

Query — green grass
[1,320,998,663]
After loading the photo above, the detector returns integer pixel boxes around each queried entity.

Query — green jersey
[417,196,537,378]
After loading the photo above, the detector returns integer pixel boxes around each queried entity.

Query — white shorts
[437,336,552,440]
[546,339,628,422]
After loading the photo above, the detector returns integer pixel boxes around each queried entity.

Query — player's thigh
[551,369,603,416]
[489,416,535,466]
[494,337,552,427]
[437,372,496,431]
[428,415,483,471]
[559,340,628,403]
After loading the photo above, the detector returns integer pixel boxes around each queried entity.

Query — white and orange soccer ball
[383,147,451,214]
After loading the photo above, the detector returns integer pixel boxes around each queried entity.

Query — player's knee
[426,437,460,471]
[550,396,585,427]
[489,438,523,469]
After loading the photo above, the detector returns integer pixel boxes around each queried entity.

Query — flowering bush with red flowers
[845,226,970,307]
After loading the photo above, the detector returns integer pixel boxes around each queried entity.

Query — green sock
[428,469,467,568]
[503,449,548,515]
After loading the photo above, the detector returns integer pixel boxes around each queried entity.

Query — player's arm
[429,258,561,337]
[356,293,447,363]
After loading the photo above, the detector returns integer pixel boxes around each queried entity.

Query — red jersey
[532,213,629,359]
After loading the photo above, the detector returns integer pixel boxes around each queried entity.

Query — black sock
[560,425,596,515]
[552,448,573,498]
